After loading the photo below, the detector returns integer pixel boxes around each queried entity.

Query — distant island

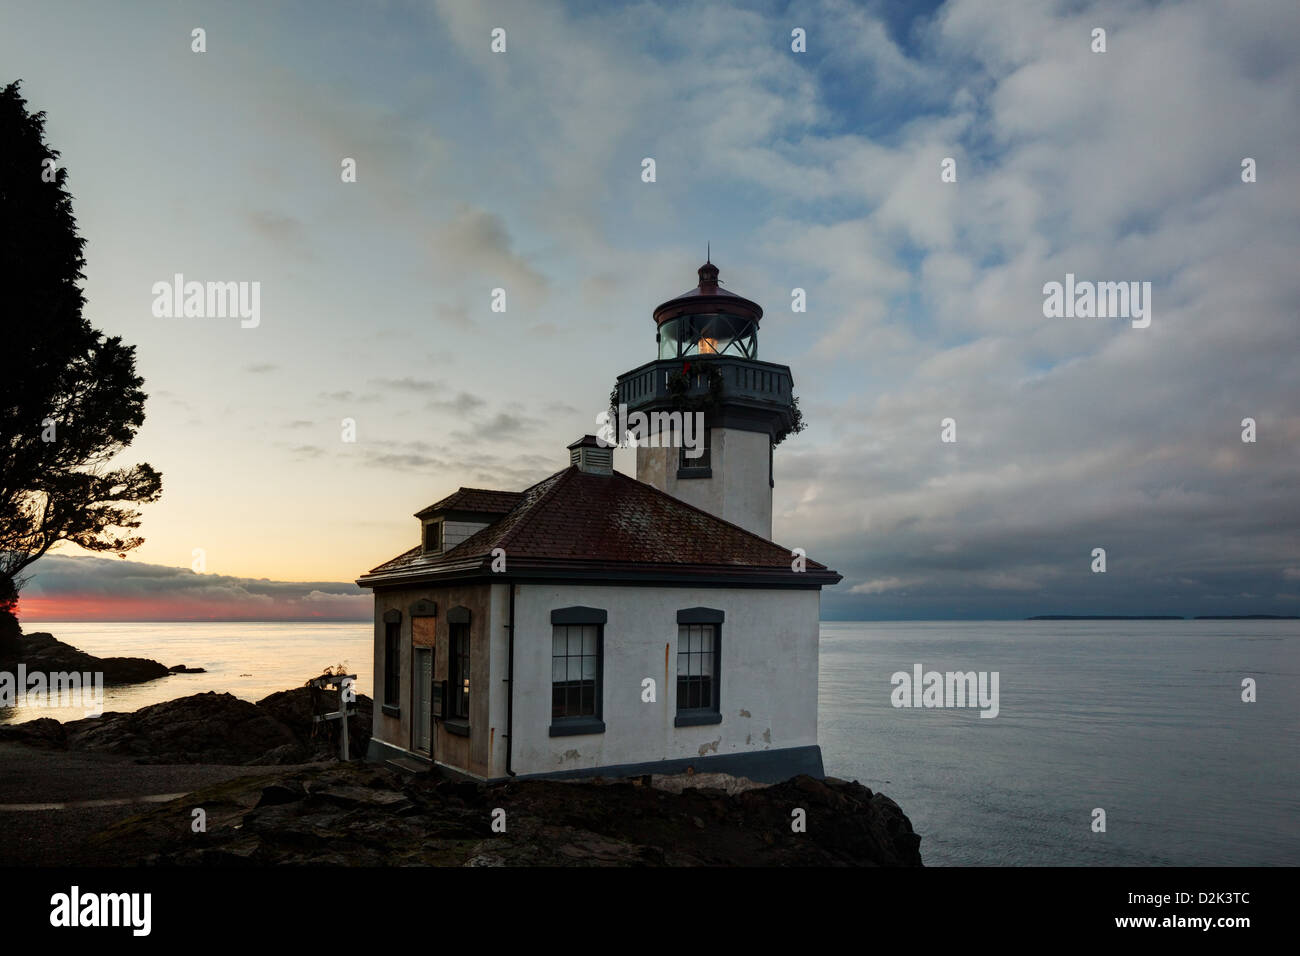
[1192,615,1300,620]
[1028,615,1182,620]
[1027,615,1299,620]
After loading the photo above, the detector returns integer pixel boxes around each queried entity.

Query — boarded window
[412,616,436,646]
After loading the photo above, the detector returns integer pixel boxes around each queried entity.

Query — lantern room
[653,259,763,360]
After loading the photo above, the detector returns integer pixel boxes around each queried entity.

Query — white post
[339,678,351,761]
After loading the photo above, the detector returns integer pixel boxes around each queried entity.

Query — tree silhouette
[0,80,162,647]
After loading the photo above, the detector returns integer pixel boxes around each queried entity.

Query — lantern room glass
[658,313,757,360]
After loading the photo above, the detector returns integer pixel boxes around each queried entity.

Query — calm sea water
[5,619,1297,865]
[820,620,1300,866]
[2,622,373,724]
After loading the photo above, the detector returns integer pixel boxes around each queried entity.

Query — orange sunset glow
[16,593,368,622]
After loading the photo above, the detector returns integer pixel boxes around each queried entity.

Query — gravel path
[0,742,330,865]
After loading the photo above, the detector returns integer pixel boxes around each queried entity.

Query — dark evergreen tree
[0,80,162,649]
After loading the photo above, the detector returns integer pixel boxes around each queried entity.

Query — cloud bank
[18,554,369,622]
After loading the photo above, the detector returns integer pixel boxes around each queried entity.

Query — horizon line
[18,615,1298,625]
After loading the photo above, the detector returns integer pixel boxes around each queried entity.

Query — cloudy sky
[5,0,1297,621]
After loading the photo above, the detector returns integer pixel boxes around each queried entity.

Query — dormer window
[412,488,523,557]
[423,520,443,554]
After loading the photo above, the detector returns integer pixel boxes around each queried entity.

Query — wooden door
[414,647,432,754]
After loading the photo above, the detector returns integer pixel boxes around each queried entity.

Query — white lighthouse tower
[613,259,799,539]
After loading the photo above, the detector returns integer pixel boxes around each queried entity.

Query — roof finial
[707,241,710,264]
[697,252,720,293]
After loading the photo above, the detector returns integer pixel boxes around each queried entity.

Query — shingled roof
[359,467,840,588]
[414,487,525,519]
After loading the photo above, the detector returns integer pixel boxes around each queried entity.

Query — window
[677,625,718,709]
[423,520,443,554]
[382,613,401,714]
[676,608,723,726]
[657,314,757,359]
[549,607,606,736]
[679,421,711,472]
[552,625,598,718]
[448,621,470,721]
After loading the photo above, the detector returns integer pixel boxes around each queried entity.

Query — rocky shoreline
[0,631,924,866]
[82,762,924,866]
[1,685,373,765]
[1,686,922,865]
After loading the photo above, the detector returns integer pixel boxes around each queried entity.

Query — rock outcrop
[0,687,373,765]
[1,631,170,684]
[85,762,923,866]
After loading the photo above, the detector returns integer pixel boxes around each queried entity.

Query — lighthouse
[613,259,799,540]
[358,257,837,784]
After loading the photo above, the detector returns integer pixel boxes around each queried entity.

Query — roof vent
[568,434,612,475]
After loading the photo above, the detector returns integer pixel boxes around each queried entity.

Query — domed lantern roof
[652,258,763,359]
[652,258,764,326]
